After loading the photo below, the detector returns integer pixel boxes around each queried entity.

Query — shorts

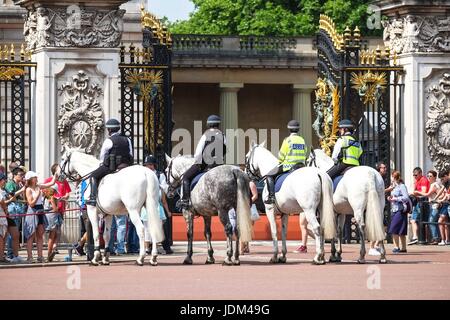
[410,203,420,221]
[6,217,16,227]
[440,204,449,217]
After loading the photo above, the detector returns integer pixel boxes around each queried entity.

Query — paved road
[1,241,449,300]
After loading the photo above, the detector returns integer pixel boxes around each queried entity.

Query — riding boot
[176,179,191,210]
[265,176,276,204]
[86,178,98,206]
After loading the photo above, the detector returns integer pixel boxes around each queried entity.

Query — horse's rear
[189,165,253,265]
[332,166,387,263]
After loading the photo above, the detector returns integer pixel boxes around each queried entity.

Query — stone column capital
[292,84,315,93]
[220,83,244,92]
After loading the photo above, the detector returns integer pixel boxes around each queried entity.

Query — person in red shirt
[44,164,72,254]
[408,167,430,245]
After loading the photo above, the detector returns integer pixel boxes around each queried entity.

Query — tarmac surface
[1,240,449,300]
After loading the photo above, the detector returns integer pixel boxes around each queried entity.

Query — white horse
[308,149,387,263]
[58,150,164,266]
[245,142,336,265]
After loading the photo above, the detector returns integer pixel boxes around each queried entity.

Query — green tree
[168,0,380,36]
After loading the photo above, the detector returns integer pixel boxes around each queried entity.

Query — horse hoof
[357,259,366,264]
[269,257,278,264]
[233,260,240,266]
[102,261,110,266]
[205,258,215,264]
[183,257,193,265]
[379,258,387,264]
[149,261,158,266]
[90,260,99,266]
[135,261,144,266]
[222,260,233,266]
[278,257,287,264]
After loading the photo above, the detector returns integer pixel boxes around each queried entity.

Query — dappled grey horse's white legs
[219,210,234,266]
[183,210,194,265]
[354,211,366,264]
[204,216,215,264]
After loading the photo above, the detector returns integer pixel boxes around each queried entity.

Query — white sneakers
[438,240,446,246]
[368,248,381,256]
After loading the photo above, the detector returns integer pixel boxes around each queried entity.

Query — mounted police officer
[265,120,307,204]
[177,114,226,210]
[327,119,363,180]
[86,118,133,206]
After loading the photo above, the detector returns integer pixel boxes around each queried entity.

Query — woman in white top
[23,171,56,263]
[415,170,441,244]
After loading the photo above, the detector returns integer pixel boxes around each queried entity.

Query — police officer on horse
[265,120,307,204]
[177,115,226,210]
[86,118,133,206]
[326,119,363,180]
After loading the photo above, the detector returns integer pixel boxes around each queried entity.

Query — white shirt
[193,129,227,164]
[99,132,133,162]
[331,132,352,162]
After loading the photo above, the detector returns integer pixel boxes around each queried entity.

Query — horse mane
[255,145,279,176]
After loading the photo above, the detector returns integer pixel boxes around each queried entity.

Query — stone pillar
[376,0,450,188]
[16,0,128,178]
[220,83,243,164]
[292,84,314,149]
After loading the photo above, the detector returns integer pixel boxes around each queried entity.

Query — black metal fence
[0,44,36,169]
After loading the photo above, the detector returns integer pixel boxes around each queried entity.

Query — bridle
[245,145,261,181]
[165,157,183,196]
[59,153,91,183]
[307,148,317,168]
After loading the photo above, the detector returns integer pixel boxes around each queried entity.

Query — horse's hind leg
[304,209,325,265]
[87,206,101,265]
[102,214,113,265]
[278,214,289,263]
[266,206,279,263]
[203,216,215,264]
[219,210,233,266]
[183,211,194,265]
[355,212,366,264]
[233,224,240,265]
[128,210,147,266]
[330,214,344,263]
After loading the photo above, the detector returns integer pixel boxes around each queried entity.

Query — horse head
[58,147,84,182]
[164,153,189,198]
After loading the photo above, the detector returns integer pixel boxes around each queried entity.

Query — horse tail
[365,171,385,242]
[145,169,165,243]
[318,171,336,240]
[234,170,253,243]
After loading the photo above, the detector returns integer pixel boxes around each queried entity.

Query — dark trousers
[181,164,202,200]
[327,162,355,180]
[162,217,172,250]
[90,164,111,181]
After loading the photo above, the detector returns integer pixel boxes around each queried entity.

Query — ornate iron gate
[314,15,404,172]
[0,44,35,169]
[119,10,173,169]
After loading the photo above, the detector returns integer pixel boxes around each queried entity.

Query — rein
[59,153,95,183]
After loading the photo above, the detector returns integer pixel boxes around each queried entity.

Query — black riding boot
[177,179,191,210]
[86,178,98,206]
[265,176,276,204]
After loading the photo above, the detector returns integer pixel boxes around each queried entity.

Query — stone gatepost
[376,0,450,188]
[14,0,128,178]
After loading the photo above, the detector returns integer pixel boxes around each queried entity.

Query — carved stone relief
[23,6,125,50]
[58,70,104,154]
[426,72,450,173]
[382,15,450,53]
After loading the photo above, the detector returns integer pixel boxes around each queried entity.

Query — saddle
[273,164,304,193]
[190,172,207,191]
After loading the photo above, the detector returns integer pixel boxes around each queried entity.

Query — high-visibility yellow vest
[340,135,363,165]
[278,134,307,172]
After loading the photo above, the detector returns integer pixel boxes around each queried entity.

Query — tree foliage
[168,0,381,36]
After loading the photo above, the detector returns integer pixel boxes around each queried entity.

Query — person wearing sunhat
[265,119,307,204]
[177,114,226,210]
[327,119,363,180]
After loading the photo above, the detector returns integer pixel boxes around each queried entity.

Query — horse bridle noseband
[59,154,90,183]
[245,145,262,181]
[165,158,183,195]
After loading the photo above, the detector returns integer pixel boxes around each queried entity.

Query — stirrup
[264,195,275,204]
[86,198,97,206]
[177,199,191,210]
